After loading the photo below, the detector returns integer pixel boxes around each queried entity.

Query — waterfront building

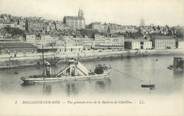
[25,34,59,47]
[82,39,93,50]
[69,37,93,50]
[37,45,83,54]
[151,36,176,49]
[124,39,141,50]
[141,40,152,49]
[93,37,124,50]
[0,42,37,54]
[63,9,85,29]
[124,39,152,50]
[56,46,83,53]
[40,35,57,46]
[178,40,184,49]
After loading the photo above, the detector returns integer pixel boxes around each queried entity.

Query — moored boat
[141,84,155,88]
[21,59,111,85]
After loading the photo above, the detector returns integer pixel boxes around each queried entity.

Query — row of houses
[124,38,176,50]
[0,34,181,55]
[22,35,180,51]
[83,35,177,50]
[87,22,138,34]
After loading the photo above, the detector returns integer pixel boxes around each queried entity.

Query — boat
[21,59,112,85]
[141,84,155,90]
[167,65,173,70]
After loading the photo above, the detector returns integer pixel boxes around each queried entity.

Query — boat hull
[21,73,110,85]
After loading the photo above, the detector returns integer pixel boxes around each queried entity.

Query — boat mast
[42,44,46,77]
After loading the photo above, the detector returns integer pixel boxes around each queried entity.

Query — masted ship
[21,59,111,85]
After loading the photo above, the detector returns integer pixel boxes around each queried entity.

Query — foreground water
[0,55,183,97]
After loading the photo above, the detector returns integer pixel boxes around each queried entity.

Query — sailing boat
[21,46,112,85]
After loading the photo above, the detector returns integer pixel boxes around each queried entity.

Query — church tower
[78,9,84,18]
[140,18,145,26]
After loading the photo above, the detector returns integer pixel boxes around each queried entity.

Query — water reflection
[29,78,112,96]
[0,55,184,96]
[95,78,111,92]
[65,81,80,96]
[42,84,52,95]
[173,71,184,77]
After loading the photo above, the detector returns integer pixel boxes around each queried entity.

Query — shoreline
[0,49,184,69]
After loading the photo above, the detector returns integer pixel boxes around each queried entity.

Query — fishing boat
[21,59,112,85]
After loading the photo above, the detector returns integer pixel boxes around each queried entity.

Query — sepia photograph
[0,0,184,116]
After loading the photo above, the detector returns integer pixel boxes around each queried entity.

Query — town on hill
[0,9,184,68]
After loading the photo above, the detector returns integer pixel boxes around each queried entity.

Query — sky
[0,0,184,26]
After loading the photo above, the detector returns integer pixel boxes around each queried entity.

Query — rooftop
[0,42,37,49]
[151,35,175,40]
[64,16,84,20]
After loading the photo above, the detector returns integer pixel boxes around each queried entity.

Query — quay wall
[0,49,184,69]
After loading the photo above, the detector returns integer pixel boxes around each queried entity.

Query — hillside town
[0,9,184,68]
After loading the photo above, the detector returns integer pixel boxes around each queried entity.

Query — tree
[25,19,29,32]
[3,26,25,37]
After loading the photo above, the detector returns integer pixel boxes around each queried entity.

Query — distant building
[0,42,37,54]
[54,21,70,31]
[108,23,127,34]
[140,18,145,27]
[141,40,152,49]
[87,23,136,34]
[88,22,108,33]
[124,39,152,50]
[82,39,93,50]
[151,36,176,49]
[25,34,58,47]
[25,34,36,43]
[57,46,83,53]
[125,39,141,50]
[37,45,83,54]
[63,9,85,29]
[93,37,124,50]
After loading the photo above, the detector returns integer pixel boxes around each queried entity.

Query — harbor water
[0,55,184,97]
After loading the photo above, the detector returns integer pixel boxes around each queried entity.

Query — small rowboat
[141,84,155,89]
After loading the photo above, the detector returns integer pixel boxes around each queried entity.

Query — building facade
[124,39,152,50]
[0,42,37,54]
[63,9,85,29]
[140,40,152,49]
[178,40,184,49]
[87,22,108,33]
[151,36,176,49]
[92,37,124,50]
[25,34,36,43]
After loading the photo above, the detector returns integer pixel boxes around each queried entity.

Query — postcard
[0,0,184,116]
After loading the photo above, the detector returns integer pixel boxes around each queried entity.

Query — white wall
[178,41,184,49]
